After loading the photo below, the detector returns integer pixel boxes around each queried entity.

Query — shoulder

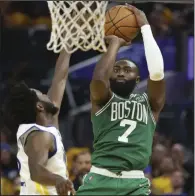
[17,123,37,140]
[129,92,147,102]
[17,124,57,137]
[92,92,115,116]
[17,124,57,147]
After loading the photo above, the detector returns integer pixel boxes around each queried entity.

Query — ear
[136,76,140,84]
[36,102,44,112]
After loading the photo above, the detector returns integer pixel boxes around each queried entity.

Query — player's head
[2,82,58,129]
[110,59,140,97]
[31,88,58,116]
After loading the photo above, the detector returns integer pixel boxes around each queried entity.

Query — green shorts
[76,171,151,195]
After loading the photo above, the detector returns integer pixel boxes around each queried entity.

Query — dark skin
[90,36,131,113]
[111,60,140,88]
[128,5,166,120]
[23,51,75,195]
[91,5,165,122]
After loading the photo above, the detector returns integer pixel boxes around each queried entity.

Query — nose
[117,70,125,78]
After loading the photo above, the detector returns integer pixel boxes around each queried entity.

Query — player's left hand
[105,35,131,47]
[125,4,149,27]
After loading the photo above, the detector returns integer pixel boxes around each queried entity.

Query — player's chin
[79,170,89,176]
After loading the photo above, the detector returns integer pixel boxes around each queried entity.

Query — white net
[47,1,108,53]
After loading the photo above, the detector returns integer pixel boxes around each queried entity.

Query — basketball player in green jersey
[76,5,165,196]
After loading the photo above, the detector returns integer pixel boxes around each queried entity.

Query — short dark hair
[2,82,38,130]
[116,58,140,75]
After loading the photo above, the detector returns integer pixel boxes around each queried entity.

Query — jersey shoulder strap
[94,93,115,116]
[142,92,156,124]
[17,124,58,145]
[129,92,146,98]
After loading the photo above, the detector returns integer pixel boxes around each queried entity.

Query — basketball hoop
[47,1,108,53]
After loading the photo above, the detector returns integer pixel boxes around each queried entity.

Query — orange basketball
[105,5,139,42]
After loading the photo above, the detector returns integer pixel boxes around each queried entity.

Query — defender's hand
[126,4,149,27]
[55,178,75,195]
[105,35,131,47]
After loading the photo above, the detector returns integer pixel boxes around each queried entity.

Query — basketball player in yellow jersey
[2,50,75,195]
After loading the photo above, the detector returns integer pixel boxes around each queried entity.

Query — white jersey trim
[95,93,115,116]
[143,93,156,124]
[17,124,57,158]
[17,124,56,140]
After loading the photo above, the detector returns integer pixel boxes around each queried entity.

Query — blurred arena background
[0,1,194,195]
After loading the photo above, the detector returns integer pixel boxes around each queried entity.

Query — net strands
[47,1,108,53]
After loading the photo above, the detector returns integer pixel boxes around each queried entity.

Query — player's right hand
[105,35,131,47]
[125,4,149,27]
[55,177,76,195]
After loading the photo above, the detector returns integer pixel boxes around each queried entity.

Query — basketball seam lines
[107,10,138,41]
[114,28,129,41]
[105,6,123,34]
[106,8,138,32]
[105,6,122,24]
[106,13,138,34]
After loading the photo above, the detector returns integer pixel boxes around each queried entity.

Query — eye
[125,69,130,73]
[114,68,119,73]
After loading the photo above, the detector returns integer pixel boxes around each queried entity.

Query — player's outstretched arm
[47,50,71,118]
[24,131,75,195]
[128,5,165,121]
[90,36,129,111]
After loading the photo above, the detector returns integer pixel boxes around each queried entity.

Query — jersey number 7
[118,119,137,143]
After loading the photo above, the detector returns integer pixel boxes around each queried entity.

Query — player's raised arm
[47,50,71,116]
[128,5,165,121]
[90,36,129,108]
[24,131,75,195]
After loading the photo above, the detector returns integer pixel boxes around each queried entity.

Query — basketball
[105,5,139,42]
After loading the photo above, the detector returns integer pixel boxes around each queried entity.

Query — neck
[36,113,54,126]
[115,92,130,99]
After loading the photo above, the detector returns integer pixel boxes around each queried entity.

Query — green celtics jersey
[91,92,156,173]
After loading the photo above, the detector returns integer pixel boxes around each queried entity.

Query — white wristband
[141,25,164,81]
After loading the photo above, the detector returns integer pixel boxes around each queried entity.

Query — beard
[41,101,59,115]
[110,79,136,98]
[77,168,90,178]
[79,168,89,176]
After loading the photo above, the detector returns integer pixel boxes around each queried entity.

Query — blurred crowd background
[0,1,194,196]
